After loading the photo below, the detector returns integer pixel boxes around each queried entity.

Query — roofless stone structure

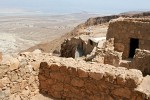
[107,18,150,59]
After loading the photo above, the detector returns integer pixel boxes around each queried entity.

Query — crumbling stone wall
[39,57,150,100]
[61,36,95,58]
[132,49,150,76]
[0,53,40,100]
[89,48,122,67]
[107,18,150,59]
[86,38,122,67]
[0,52,150,100]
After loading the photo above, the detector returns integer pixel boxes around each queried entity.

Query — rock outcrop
[78,11,150,28]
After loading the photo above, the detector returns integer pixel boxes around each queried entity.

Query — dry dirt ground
[0,13,99,55]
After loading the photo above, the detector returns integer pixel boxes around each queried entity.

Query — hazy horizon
[0,0,150,15]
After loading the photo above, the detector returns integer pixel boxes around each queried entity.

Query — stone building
[107,18,150,59]
[61,35,105,58]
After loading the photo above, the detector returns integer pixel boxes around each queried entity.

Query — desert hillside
[0,13,99,55]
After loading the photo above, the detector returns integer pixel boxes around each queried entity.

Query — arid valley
[0,13,99,55]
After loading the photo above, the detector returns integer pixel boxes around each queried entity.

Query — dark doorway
[129,38,139,58]
[75,45,84,58]
[89,40,93,46]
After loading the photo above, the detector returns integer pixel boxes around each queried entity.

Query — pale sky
[0,0,150,15]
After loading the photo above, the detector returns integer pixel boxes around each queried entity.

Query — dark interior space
[75,45,84,58]
[89,40,93,46]
[129,38,139,58]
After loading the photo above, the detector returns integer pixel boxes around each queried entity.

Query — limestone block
[50,72,65,82]
[64,76,71,84]
[77,68,88,78]
[9,58,19,71]
[0,65,9,78]
[126,69,143,87]
[10,83,21,94]
[51,83,63,92]
[68,67,78,77]
[30,62,40,71]
[39,80,48,89]
[111,88,131,98]
[135,75,150,98]
[132,49,150,76]
[47,79,56,85]
[29,76,35,84]
[50,64,59,71]
[9,95,21,100]
[59,66,68,74]
[71,78,84,87]
[10,71,19,82]
[1,55,19,71]
[1,77,10,86]
[20,80,28,90]
[21,89,30,97]
[39,75,46,81]
[116,74,126,85]
[89,72,103,80]
[50,91,62,99]
[114,43,125,52]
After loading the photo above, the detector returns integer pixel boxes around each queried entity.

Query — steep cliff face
[84,15,119,26]
[78,11,150,28]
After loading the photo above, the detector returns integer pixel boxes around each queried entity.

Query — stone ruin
[61,18,150,76]
[106,18,150,75]
[0,51,150,100]
[0,18,150,100]
[107,18,150,59]
[60,34,106,58]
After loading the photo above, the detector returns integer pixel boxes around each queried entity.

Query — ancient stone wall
[86,38,122,67]
[0,52,150,100]
[107,18,150,59]
[61,36,95,58]
[39,57,150,100]
[0,53,40,100]
[132,49,150,76]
